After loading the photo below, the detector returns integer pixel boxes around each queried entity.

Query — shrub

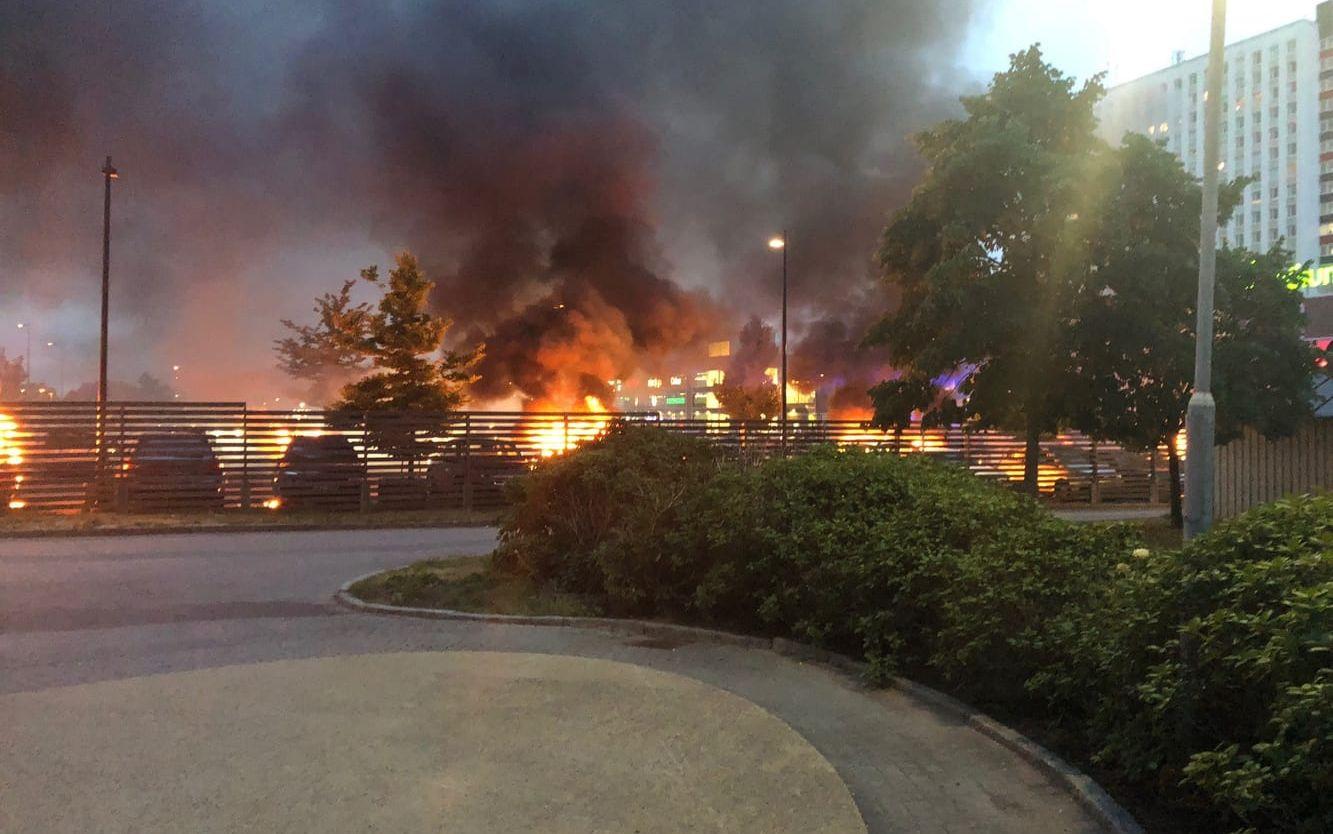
[494,425,721,615]
[688,449,1133,703]
[1029,494,1332,832]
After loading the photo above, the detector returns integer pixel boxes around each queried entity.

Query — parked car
[272,434,363,510]
[122,431,225,511]
[426,437,528,505]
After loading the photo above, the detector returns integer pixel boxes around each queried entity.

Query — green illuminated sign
[665,395,686,406]
[1294,265,1333,291]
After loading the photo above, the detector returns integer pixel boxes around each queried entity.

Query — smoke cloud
[1,0,985,404]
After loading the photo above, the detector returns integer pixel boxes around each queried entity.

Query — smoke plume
[1,1,985,404]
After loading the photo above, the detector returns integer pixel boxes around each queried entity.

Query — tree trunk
[1167,442,1183,529]
[1023,413,1041,497]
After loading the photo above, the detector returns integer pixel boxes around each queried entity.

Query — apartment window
[1271,186,1280,199]
[1270,226,1279,240]
[1253,210,1262,224]
[1236,115,1245,130]
[1290,80,1298,94]
[1288,39,1297,52]
[1271,208,1280,220]
[1271,146,1280,159]
[1271,105,1279,119]
[1236,136,1245,150]
[1289,102,1297,116]
[1289,224,1297,238]
[1270,127,1279,140]
[1253,50,1262,64]
[1289,142,1297,155]
[1324,243,1333,257]
[1174,78,1183,90]
[1288,203,1296,217]
[1289,121,1297,135]
[1190,72,1198,86]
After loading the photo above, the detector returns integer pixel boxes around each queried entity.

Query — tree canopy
[868,46,1106,493]
[869,46,1320,504]
[276,253,479,412]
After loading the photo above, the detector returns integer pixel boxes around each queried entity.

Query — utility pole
[1184,0,1227,539]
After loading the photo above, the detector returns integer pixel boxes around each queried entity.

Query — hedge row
[495,426,1331,833]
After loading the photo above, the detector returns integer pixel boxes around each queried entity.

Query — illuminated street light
[45,341,64,398]
[16,322,30,385]
[769,232,789,456]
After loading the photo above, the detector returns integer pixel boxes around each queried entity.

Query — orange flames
[528,395,611,458]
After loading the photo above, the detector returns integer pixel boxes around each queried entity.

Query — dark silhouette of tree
[867,46,1105,495]
[275,279,371,406]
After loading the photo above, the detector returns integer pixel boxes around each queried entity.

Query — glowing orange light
[7,500,26,510]
[262,498,283,510]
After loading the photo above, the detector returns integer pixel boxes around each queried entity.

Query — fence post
[562,414,569,455]
[359,412,371,513]
[1150,447,1160,504]
[113,405,128,513]
[462,413,473,513]
[1090,438,1101,505]
[239,405,250,510]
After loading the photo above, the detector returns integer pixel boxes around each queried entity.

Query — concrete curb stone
[335,571,1144,834]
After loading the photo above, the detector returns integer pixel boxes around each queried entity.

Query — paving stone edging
[335,570,1144,834]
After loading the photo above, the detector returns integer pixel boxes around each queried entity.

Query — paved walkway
[0,528,1110,833]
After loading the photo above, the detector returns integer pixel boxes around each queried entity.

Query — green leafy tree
[275,279,371,406]
[1070,134,1318,525]
[867,46,1106,494]
[332,253,479,412]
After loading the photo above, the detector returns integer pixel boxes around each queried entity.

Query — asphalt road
[0,527,497,635]
[0,527,1109,833]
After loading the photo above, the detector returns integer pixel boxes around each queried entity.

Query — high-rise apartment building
[1097,4,1333,322]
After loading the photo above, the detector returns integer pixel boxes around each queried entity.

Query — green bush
[494,425,722,615]
[684,449,1133,703]
[1029,494,1332,832]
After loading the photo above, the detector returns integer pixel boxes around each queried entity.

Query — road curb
[336,573,1143,834]
[0,520,496,540]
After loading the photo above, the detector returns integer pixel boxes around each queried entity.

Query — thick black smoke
[1,0,984,403]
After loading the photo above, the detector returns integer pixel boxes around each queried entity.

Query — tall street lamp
[99,156,118,405]
[16,322,30,386]
[768,233,788,456]
[46,341,63,398]
[97,156,119,506]
[1184,0,1227,539]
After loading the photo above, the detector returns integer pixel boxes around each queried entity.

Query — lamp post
[97,156,118,507]
[99,156,118,405]
[1184,0,1227,539]
[768,233,788,456]
[16,323,30,387]
[46,342,63,398]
